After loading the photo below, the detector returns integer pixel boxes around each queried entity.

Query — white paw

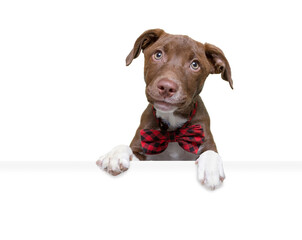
[196,150,225,190]
[96,145,137,176]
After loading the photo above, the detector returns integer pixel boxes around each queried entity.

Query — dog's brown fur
[126,29,232,160]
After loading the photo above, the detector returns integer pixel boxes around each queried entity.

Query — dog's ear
[205,43,233,89]
[126,29,165,66]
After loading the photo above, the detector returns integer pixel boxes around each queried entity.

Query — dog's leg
[196,150,225,190]
[96,145,139,176]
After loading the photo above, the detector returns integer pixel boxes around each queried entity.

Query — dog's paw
[196,150,225,190]
[96,145,137,176]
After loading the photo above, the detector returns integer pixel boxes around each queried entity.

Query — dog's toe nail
[96,160,102,167]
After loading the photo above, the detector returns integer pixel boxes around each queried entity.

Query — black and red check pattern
[140,103,205,155]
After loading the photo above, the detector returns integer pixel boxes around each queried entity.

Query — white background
[1,1,302,240]
[1,161,302,240]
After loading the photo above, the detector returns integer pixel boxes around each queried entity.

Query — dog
[96,29,233,190]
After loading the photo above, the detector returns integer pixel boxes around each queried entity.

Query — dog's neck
[155,102,196,130]
[155,110,187,130]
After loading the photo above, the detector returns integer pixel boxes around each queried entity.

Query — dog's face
[126,29,233,113]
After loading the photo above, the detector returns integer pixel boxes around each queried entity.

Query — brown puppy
[97,29,232,189]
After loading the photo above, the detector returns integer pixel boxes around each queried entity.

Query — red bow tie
[140,103,205,155]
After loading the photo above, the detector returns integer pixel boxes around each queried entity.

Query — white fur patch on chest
[156,110,187,130]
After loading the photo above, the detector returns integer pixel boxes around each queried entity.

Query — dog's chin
[153,101,179,113]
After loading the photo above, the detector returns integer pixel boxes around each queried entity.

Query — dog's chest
[146,110,198,160]
[147,111,198,160]
[145,142,198,160]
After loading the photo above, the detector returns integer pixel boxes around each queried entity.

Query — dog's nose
[157,79,179,98]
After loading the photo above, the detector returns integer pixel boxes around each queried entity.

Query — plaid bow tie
[140,125,205,155]
[140,102,205,155]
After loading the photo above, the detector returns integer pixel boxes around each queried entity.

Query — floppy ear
[126,29,165,66]
[205,43,233,89]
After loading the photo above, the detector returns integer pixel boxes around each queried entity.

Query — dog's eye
[153,51,163,60]
[190,60,200,71]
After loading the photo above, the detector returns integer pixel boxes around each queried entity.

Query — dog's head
[126,29,233,113]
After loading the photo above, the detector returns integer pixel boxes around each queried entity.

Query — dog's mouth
[147,94,187,112]
[146,88,188,112]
